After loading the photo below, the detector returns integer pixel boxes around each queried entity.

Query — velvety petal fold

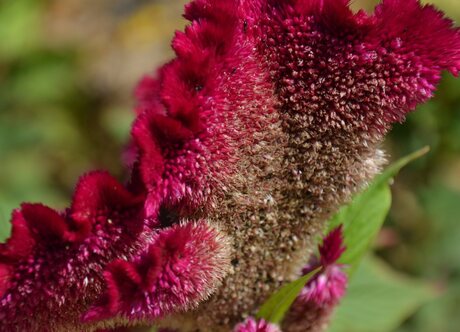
[374,0,460,75]
[83,222,231,325]
[0,264,11,299]
[0,209,35,261]
[259,0,460,131]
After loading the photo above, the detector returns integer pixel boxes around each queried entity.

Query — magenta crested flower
[234,317,281,332]
[283,226,347,332]
[1,0,460,331]
[300,265,347,308]
[300,226,347,307]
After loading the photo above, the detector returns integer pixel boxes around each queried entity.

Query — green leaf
[257,268,320,324]
[328,255,437,332]
[329,147,429,274]
[333,185,391,274]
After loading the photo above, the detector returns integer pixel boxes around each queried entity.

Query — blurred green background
[0,1,459,331]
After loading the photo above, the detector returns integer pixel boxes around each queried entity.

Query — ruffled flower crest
[0,171,154,331]
[131,1,237,214]
[83,222,231,326]
[258,0,460,133]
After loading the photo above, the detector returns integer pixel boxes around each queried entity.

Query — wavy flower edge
[83,221,231,326]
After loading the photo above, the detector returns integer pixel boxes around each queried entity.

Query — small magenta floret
[234,317,281,332]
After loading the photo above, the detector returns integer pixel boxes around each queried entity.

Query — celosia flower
[1,0,460,331]
[233,317,281,332]
[299,226,347,307]
[282,226,347,332]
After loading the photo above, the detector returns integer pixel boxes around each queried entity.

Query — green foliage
[396,285,460,332]
[419,185,460,275]
[329,147,429,275]
[3,52,76,106]
[328,255,436,332]
[0,207,8,241]
[391,185,460,332]
[0,0,42,61]
[0,0,134,243]
[257,268,319,324]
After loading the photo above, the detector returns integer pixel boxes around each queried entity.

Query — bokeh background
[0,1,459,331]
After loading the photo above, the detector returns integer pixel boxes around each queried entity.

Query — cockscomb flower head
[1,0,460,331]
[233,317,281,332]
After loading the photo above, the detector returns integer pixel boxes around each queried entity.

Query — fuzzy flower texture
[1,0,460,331]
